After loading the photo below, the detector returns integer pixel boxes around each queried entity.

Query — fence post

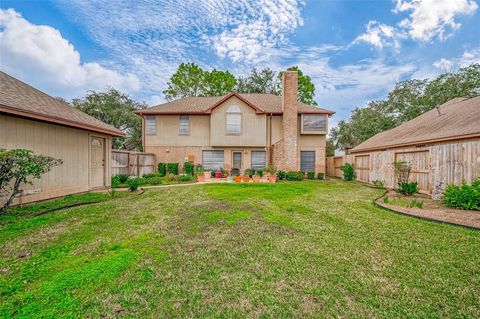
[137,154,140,177]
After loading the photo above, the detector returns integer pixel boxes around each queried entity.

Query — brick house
[136,71,334,174]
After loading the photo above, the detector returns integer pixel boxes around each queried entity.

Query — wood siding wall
[326,138,480,197]
[0,114,113,204]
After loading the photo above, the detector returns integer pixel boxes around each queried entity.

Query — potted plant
[204,169,211,180]
[196,165,205,182]
[252,174,261,183]
[215,168,222,179]
[234,175,242,183]
[242,175,250,183]
[264,164,277,183]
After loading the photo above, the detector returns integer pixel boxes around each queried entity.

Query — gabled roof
[136,93,335,115]
[350,96,480,153]
[0,71,124,137]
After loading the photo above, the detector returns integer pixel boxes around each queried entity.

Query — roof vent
[436,105,443,116]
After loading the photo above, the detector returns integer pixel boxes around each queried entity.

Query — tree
[331,63,480,150]
[235,68,281,95]
[202,69,237,96]
[0,149,62,214]
[279,66,317,105]
[72,88,146,150]
[326,139,335,157]
[163,63,206,100]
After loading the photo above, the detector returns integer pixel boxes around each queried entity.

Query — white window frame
[179,115,190,135]
[226,105,242,135]
[301,114,327,134]
[202,150,225,170]
[145,115,156,135]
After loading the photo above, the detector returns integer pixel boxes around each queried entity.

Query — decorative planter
[204,171,211,180]
[242,176,250,183]
[215,171,222,178]
[197,174,205,182]
[252,176,261,183]
[234,176,242,183]
[227,176,234,183]
[268,175,277,183]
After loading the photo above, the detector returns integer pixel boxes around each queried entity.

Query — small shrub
[443,180,480,210]
[158,163,167,177]
[256,169,263,177]
[263,164,277,176]
[277,170,287,180]
[317,173,325,180]
[146,177,162,185]
[408,199,423,208]
[398,182,418,196]
[142,173,159,179]
[307,172,315,180]
[127,178,141,191]
[210,170,216,177]
[393,161,411,184]
[167,163,179,175]
[195,164,204,175]
[178,174,193,182]
[286,171,304,181]
[383,197,389,203]
[183,162,195,176]
[164,173,178,182]
[341,163,356,181]
[372,180,385,188]
[244,168,255,178]
[115,174,130,183]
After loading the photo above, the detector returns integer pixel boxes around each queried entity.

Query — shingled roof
[0,71,124,137]
[136,92,335,115]
[350,96,480,153]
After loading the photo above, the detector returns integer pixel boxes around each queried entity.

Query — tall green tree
[163,63,206,100]
[331,63,480,150]
[279,66,317,105]
[235,68,281,95]
[203,69,237,96]
[72,88,146,150]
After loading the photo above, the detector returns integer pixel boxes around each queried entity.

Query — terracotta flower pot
[204,171,211,180]
[197,174,205,182]
[268,175,277,183]
[252,176,261,183]
[234,176,242,183]
[242,176,250,183]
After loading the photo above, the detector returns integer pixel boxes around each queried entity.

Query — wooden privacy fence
[111,150,156,177]
[326,156,347,178]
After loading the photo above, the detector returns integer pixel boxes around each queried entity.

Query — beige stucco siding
[210,96,266,147]
[145,115,210,146]
[0,114,112,204]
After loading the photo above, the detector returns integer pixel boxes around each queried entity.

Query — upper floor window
[226,105,241,134]
[302,114,327,132]
[146,115,156,135]
[179,115,189,135]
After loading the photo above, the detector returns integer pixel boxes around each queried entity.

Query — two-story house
[136,70,335,174]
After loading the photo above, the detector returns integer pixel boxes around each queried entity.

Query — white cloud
[0,9,140,98]
[395,0,478,41]
[354,21,404,49]
[433,48,480,71]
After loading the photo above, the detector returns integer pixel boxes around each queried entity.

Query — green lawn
[1,180,479,318]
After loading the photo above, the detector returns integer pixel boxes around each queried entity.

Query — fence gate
[395,150,430,193]
[111,150,156,177]
[354,155,370,183]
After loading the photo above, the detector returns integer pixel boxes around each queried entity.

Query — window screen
[146,115,156,135]
[303,115,326,132]
[202,150,224,170]
[300,151,315,172]
[251,151,266,170]
[179,115,189,135]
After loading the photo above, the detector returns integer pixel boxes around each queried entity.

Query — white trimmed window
[251,151,266,170]
[146,115,156,135]
[202,150,224,170]
[302,114,327,132]
[226,105,241,134]
[179,115,189,135]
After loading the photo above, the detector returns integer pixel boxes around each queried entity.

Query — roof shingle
[350,96,480,153]
[0,71,124,136]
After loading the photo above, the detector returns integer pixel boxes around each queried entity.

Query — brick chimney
[280,70,298,171]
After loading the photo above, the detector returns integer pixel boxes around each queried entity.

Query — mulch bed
[375,193,480,230]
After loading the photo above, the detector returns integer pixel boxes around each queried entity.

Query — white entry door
[90,137,105,188]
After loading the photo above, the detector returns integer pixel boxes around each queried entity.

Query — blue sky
[1,0,479,128]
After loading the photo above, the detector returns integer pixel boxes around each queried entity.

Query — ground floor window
[202,150,224,170]
[251,151,266,170]
[300,151,315,172]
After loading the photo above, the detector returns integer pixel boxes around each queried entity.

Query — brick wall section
[279,70,298,171]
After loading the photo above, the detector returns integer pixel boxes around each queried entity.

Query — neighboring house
[135,71,335,174]
[0,71,124,204]
[347,96,480,198]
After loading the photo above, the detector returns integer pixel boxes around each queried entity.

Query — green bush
[277,171,287,180]
[341,163,356,181]
[372,180,385,188]
[398,182,418,196]
[307,172,315,179]
[142,173,159,179]
[195,164,204,175]
[146,177,162,185]
[286,171,304,181]
[115,174,130,183]
[164,173,178,183]
[443,180,480,210]
[158,163,167,177]
[167,163,179,175]
[244,168,255,178]
[256,169,263,177]
[178,174,194,182]
[317,173,325,180]
[183,162,195,176]
[408,199,424,208]
[127,178,142,191]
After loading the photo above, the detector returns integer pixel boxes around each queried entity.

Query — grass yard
[1,180,479,318]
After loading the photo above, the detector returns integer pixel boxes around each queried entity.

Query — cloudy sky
[1,0,479,127]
